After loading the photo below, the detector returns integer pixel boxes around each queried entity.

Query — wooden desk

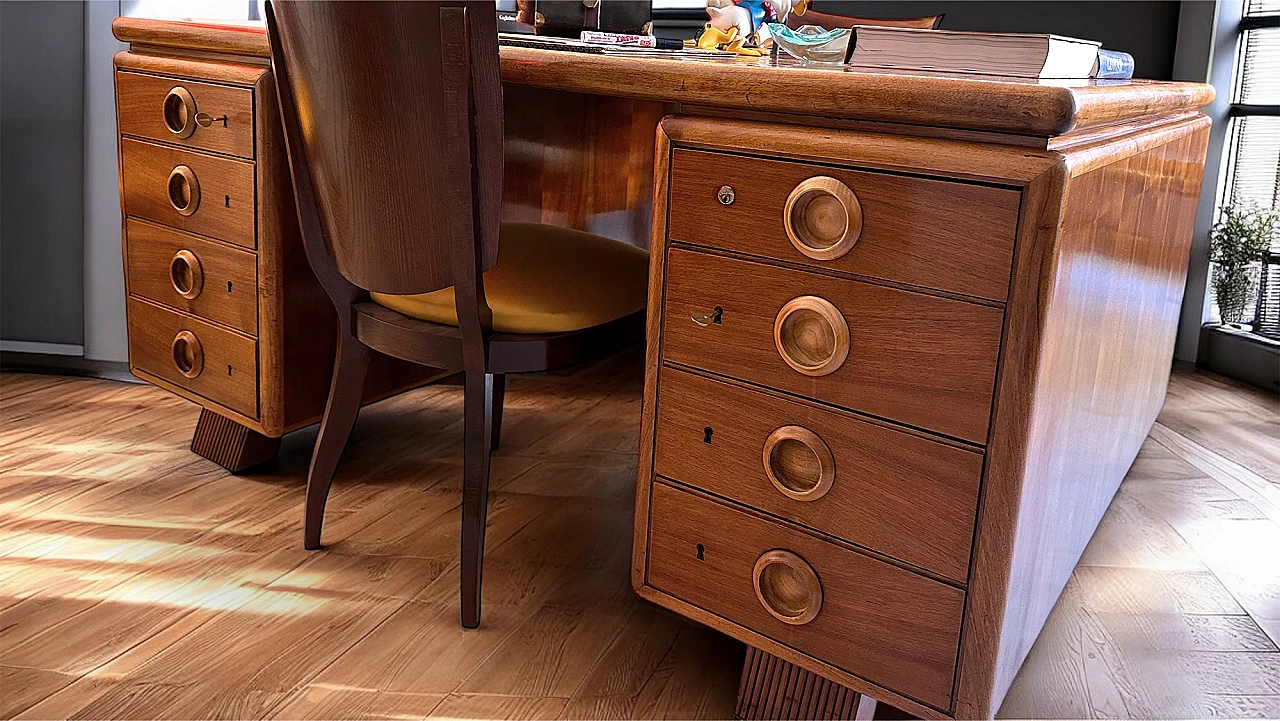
[111,18,1213,720]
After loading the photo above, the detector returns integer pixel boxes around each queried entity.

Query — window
[122,0,262,22]
[1220,0,1280,335]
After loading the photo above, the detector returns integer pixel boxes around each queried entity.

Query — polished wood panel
[659,116,1061,186]
[639,110,1214,718]
[668,149,1021,302]
[954,116,1212,718]
[126,296,258,418]
[115,70,256,159]
[189,408,280,472]
[125,218,258,334]
[501,85,667,249]
[120,137,257,248]
[653,367,982,582]
[111,17,1215,142]
[661,248,1004,443]
[737,646,873,720]
[645,481,966,711]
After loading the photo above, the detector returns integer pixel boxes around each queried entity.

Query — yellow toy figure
[694,23,760,55]
[699,0,809,54]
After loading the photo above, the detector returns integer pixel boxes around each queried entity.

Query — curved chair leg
[460,370,496,628]
[304,334,371,550]
[490,373,505,451]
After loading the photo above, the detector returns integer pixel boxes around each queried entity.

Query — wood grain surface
[125,218,258,334]
[660,248,1004,444]
[126,296,258,418]
[668,149,1020,302]
[120,137,257,249]
[954,116,1212,718]
[111,16,1215,141]
[501,85,667,249]
[0,350,743,720]
[644,481,966,711]
[113,53,439,443]
[3,359,1277,720]
[653,367,982,583]
[115,70,256,159]
[189,408,281,472]
[737,646,873,720]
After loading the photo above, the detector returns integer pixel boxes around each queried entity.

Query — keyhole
[227,364,233,375]
[696,543,705,561]
[224,195,230,207]
[703,426,713,444]
[227,281,233,292]
[712,306,723,324]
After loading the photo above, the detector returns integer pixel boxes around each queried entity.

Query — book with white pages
[845,26,1105,79]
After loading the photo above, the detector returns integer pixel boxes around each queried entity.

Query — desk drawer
[645,481,964,710]
[121,137,256,248]
[116,71,256,160]
[654,368,981,582]
[660,248,1002,443]
[126,219,258,335]
[667,149,1020,303]
[127,297,258,419]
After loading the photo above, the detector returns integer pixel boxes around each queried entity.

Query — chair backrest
[266,1,502,297]
[786,9,944,30]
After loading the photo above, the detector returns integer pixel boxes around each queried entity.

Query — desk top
[113,16,1213,140]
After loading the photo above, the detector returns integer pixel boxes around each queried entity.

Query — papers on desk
[498,33,738,61]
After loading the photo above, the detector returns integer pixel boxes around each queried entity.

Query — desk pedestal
[737,647,877,720]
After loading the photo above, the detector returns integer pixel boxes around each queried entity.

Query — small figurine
[695,23,758,55]
[702,0,809,52]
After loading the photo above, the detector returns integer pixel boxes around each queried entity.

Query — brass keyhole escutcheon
[167,165,200,216]
[692,306,723,327]
[717,185,735,206]
[171,330,204,379]
[170,250,204,300]
[784,176,862,261]
[762,425,835,502]
[163,87,198,138]
[774,296,849,377]
[196,112,228,128]
[753,549,822,625]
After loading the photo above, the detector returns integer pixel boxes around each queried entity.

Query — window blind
[1222,1,1280,334]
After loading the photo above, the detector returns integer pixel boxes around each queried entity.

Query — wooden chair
[264,0,648,628]
[786,9,944,30]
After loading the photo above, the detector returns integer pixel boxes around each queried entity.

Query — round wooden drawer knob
[763,426,835,502]
[774,296,849,377]
[168,165,200,217]
[753,549,823,625]
[783,176,862,261]
[171,330,204,379]
[170,250,204,299]
[164,86,198,139]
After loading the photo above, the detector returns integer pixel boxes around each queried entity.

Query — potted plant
[1209,201,1279,326]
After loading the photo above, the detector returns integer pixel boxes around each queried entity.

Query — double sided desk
[112,18,1212,720]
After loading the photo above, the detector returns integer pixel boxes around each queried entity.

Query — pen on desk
[580,31,684,50]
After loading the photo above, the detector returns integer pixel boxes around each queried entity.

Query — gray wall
[1,0,86,351]
[811,0,1183,79]
[1173,0,1239,363]
[84,0,129,363]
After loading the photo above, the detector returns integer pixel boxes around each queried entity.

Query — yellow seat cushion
[370,222,649,334]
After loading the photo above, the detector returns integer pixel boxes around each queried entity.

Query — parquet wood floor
[1,351,1276,719]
